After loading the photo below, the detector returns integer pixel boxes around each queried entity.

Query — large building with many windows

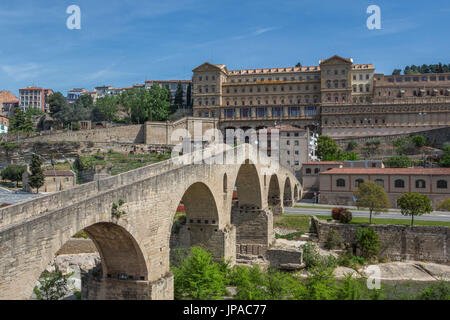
[192,55,450,138]
[19,87,53,113]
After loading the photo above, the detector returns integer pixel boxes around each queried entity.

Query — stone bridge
[0,143,302,300]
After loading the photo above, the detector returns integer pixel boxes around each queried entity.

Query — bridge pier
[81,273,174,300]
[232,206,274,259]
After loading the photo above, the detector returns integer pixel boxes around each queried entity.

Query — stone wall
[266,249,303,270]
[333,126,450,150]
[24,125,145,144]
[81,273,174,300]
[231,206,274,257]
[312,217,449,264]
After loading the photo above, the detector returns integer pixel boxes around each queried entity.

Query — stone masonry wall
[312,217,449,264]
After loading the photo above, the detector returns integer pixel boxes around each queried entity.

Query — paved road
[285,206,450,222]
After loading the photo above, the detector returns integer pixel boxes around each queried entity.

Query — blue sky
[0,0,449,96]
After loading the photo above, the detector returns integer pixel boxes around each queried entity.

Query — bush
[339,209,352,224]
[347,141,357,151]
[337,252,366,269]
[437,199,450,212]
[384,155,412,168]
[302,242,337,270]
[172,246,228,300]
[331,207,341,220]
[325,229,342,250]
[331,208,352,223]
[416,281,450,300]
[356,227,380,259]
[411,135,426,148]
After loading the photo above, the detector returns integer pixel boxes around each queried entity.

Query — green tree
[174,82,184,106]
[9,108,34,133]
[317,136,339,160]
[172,246,227,300]
[397,193,433,226]
[186,83,192,107]
[48,92,68,116]
[411,135,426,148]
[1,164,25,185]
[356,227,380,259]
[93,95,118,122]
[392,69,402,75]
[354,181,390,224]
[120,86,170,124]
[437,199,450,212]
[33,266,74,300]
[29,154,44,193]
[384,155,412,168]
[295,62,302,68]
[1,142,19,163]
[365,138,381,156]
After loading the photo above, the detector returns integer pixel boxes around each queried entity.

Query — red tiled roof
[321,168,450,175]
[43,171,75,177]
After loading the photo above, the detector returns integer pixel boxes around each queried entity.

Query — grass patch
[273,215,311,233]
[313,215,450,227]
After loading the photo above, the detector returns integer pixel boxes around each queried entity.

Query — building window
[375,179,384,188]
[355,179,364,188]
[314,168,320,174]
[306,168,311,174]
[336,179,346,187]
[437,180,448,189]
[395,179,405,188]
[416,180,426,189]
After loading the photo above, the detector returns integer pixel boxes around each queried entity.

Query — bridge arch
[283,177,293,207]
[267,174,282,215]
[231,160,273,259]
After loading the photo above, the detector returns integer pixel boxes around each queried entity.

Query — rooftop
[321,168,450,175]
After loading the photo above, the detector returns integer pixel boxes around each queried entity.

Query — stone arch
[283,177,293,207]
[223,174,228,193]
[21,221,149,300]
[169,182,229,262]
[84,223,148,282]
[268,174,282,215]
[231,161,272,259]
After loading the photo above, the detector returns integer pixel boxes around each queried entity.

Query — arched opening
[170,182,222,265]
[294,184,299,201]
[231,161,271,260]
[223,174,228,193]
[32,223,148,300]
[268,174,282,215]
[283,177,293,207]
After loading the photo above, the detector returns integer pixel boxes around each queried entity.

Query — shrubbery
[330,207,352,223]
[437,199,450,212]
[172,246,446,300]
[325,229,342,250]
[356,227,380,259]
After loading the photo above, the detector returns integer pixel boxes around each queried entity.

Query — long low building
[319,167,450,208]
